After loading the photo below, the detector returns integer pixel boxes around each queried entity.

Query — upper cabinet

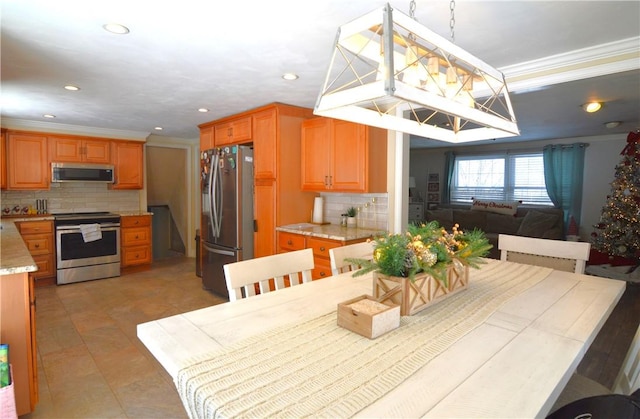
[6,133,49,190]
[49,136,110,163]
[110,141,144,189]
[200,103,317,259]
[301,117,387,193]
[200,126,214,150]
[214,116,252,146]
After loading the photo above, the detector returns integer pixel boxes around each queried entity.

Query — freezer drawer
[201,242,240,299]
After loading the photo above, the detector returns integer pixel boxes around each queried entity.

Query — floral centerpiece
[349,222,493,315]
[351,221,492,282]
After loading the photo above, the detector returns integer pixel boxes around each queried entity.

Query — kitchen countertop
[118,211,154,216]
[0,220,38,276]
[1,214,55,222]
[276,223,384,241]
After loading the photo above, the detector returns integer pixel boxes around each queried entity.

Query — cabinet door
[7,133,49,190]
[200,127,214,150]
[110,141,143,189]
[254,179,276,258]
[253,108,277,179]
[331,120,367,192]
[1,129,6,189]
[301,118,330,191]
[215,116,252,146]
[83,139,111,163]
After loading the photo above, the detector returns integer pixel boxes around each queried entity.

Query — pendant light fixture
[314,1,519,143]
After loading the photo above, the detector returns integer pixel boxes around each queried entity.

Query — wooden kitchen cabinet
[121,215,152,268]
[1,272,38,415]
[6,132,49,190]
[200,126,214,150]
[202,103,317,258]
[277,231,368,280]
[49,136,110,163]
[1,128,6,189]
[214,116,252,146]
[110,140,143,189]
[301,117,387,193]
[16,220,56,285]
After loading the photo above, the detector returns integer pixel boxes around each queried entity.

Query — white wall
[409,133,629,240]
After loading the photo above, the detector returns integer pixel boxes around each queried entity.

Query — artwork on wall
[427,172,440,209]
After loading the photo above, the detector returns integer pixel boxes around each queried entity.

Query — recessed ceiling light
[198,108,209,113]
[604,121,621,129]
[154,127,163,131]
[282,73,299,81]
[64,85,80,91]
[103,23,130,34]
[582,102,602,113]
[43,114,56,118]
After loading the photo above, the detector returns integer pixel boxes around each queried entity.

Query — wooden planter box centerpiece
[374,266,469,316]
[337,295,400,339]
[346,222,491,317]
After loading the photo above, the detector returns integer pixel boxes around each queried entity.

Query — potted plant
[346,206,357,227]
[349,221,492,315]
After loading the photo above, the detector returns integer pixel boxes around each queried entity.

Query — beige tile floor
[22,256,226,419]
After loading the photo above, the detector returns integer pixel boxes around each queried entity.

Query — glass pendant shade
[314,3,519,143]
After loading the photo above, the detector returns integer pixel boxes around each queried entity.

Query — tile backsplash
[1,182,140,214]
[320,192,388,231]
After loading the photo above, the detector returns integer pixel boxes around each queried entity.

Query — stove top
[54,212,121,225]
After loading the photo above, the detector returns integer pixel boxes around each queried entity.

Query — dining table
[137,258,626,418]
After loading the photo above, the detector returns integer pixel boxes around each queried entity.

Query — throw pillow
[470,199,519,216]
[517,210,560,238]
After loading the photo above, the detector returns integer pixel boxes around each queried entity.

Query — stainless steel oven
[54,212,121,285]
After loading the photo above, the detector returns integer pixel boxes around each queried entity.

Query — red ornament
[621,131,640,159]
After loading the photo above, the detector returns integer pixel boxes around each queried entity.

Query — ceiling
[1,1,639,148]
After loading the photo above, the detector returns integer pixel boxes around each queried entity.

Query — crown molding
[0,118,150,141]
[501,36,640,93]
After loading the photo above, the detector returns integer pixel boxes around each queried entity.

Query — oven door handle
[56,224,120,232]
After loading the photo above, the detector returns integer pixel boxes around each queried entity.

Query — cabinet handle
[320,246,325,251]
[135,235,139,239]
[34,244,40,248]
[320,271,326,277]
[287,240,293,245]
[329,176,332,186]
[324,176,328,186]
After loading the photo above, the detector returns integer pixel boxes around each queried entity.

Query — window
[451,152,552,205]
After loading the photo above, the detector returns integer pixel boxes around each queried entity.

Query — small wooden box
[337,295,400,339]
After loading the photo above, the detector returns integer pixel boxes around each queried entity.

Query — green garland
[348,221,493,284]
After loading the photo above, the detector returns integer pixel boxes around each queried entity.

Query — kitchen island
[0,220,39,415]
[276,223,382,279]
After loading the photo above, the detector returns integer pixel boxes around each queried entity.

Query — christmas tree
[591,131,640,261]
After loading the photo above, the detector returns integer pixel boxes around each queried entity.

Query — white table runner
[176,261,552,418]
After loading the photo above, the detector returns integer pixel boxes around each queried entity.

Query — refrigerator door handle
[210,153,223,238]
[202,242,235,257]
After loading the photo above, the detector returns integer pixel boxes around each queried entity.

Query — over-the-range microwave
[51,162,115,183]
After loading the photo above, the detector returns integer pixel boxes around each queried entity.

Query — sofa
[424,205,565,259]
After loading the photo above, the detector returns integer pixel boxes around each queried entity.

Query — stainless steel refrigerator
[201,145,254,298]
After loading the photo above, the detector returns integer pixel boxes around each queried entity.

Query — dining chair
[329,241,375,275]
[223,248,314,302]
[498,234,591,274]
[549,323,640,414]
[613,321,640,394]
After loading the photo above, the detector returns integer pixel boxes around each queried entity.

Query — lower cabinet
[0,272,38,415]
[16,220,56,286]
[121,215,152,268]
[277,231,369,280]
